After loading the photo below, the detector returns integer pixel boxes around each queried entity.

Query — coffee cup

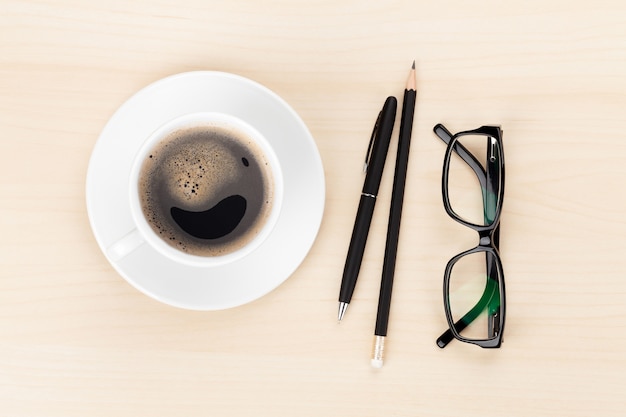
[107,112,283,267]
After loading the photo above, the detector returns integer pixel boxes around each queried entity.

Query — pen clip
[363,110,382,173]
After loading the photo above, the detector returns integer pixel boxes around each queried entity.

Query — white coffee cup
[106,112,283,267]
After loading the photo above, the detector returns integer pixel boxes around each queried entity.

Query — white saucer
[86,71,325,310]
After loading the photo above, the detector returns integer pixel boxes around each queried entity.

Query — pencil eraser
[371,358,383,368]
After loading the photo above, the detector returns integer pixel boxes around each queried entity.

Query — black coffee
[138,124,274,257]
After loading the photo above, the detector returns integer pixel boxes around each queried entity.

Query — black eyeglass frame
[434,124,506,349]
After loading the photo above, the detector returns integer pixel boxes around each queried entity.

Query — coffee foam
[160,135,241,209]
[138,123,274,257]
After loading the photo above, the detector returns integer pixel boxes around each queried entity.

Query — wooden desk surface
[2,1,625,416]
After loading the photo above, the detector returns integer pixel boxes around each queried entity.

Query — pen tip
[412,60,415,70]
[338,302,348,321]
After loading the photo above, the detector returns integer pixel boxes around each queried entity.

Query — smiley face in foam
[168,142,249,239]
[138,124,275,257]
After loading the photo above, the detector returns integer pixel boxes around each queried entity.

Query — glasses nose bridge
[478,229,493,247]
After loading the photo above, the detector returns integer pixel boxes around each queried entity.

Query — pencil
[371,62,417,368]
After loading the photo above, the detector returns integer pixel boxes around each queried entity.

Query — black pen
[372,62,416,367]
[338,96,397,322]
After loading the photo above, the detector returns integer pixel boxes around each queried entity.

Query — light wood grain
[2,1,626,416]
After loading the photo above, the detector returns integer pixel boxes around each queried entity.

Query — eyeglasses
[433,124,506,348]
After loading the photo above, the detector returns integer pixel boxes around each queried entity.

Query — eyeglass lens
[447,134,501,226]
[448,250,501,342]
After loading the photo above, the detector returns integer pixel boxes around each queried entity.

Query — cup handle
[107,229,145,262]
